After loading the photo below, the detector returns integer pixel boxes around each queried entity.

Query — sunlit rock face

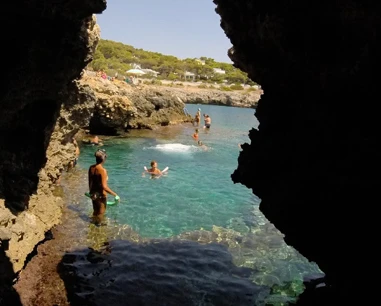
[214,0,379,304]
[0,0,106,297]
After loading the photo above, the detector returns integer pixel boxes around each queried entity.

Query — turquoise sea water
[66,104,322,305]
[78,104,259,238]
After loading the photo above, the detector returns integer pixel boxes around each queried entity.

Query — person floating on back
[88,149,119,224]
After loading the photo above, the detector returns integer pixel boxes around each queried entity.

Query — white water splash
[144,143,199,153]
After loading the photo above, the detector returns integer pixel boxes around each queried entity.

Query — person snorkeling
[88,149,119,224]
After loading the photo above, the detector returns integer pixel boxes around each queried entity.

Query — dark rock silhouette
[0,239,22,306]
[214,0,379,304]
[0,0,379,305]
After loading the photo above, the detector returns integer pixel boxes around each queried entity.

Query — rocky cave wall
[0,0,379,305]
[0,0,106,296]
[214,0,379,304]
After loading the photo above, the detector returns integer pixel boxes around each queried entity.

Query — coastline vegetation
[88,39,258,87]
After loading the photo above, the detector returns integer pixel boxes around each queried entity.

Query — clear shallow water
[78,104,260,238]
[62,104,322,305]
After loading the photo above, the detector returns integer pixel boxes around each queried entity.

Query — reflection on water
[57,167,323,305]
[59,240,269,306]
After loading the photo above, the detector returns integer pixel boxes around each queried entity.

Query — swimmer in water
[192,128,199,141]
[197,140,209,151]
[143,160,163,178]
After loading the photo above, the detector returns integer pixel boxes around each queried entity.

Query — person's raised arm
[101,168,117,196]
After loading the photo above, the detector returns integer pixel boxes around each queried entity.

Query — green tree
[88,39,259,85]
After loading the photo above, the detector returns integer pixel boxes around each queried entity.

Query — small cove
[56,104,322,305]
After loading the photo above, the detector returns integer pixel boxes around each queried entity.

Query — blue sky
[96,0,232,63]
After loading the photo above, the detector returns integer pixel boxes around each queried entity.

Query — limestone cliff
[214,0,380,304]
[79,74,192,134]
[140,84,262,109]
[77,74,262,135]
[0,0,379,305]
[0,1,105,298]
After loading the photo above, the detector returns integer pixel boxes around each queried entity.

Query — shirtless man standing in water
[88,149,119,223]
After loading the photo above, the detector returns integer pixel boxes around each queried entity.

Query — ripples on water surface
[60,104,322,305]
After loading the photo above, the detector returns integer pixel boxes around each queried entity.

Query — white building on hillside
[184,71,195,81]
[213,68,226,74]
[141,69,159,77]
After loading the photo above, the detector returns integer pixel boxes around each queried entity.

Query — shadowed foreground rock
[214,0,379,304]
[0,0,107,298]
[1,0,379,305]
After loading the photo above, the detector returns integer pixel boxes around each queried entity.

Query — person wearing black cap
[88,149,119,223]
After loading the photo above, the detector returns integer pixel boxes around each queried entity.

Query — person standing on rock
[88,149,119,224]
[68,137,80,169]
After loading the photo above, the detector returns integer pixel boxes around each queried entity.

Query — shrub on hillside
[230,84,244,90]
[220,86,233,91]
[151,79,162,85]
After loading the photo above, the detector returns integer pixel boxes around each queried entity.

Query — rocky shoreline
[2,69,259,284]
[78,74,262,134]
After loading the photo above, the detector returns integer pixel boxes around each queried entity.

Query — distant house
[184,71,195,81]
[213,68,226,74]
[141,68,159,77]
[195,59,205,65]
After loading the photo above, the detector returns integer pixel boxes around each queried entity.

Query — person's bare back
[89,164,108,198]
[88,149,118,223]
